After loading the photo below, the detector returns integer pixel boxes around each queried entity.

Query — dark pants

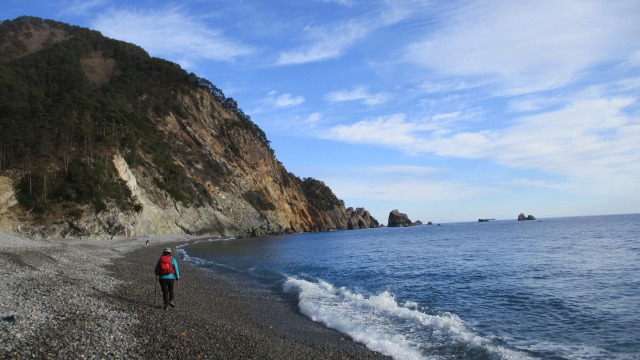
[159,278,175,306]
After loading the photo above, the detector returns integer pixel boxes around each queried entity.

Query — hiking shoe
[169,301,176,308]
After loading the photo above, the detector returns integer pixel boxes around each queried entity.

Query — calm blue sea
[180,214,640,360]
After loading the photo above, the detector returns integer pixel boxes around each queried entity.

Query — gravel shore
[0,232,389,359]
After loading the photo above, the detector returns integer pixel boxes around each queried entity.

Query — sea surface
[180,214,640,360]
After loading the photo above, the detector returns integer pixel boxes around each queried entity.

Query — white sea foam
[181,252,241,273]
[179,237,233,263]
[283,277,533,360]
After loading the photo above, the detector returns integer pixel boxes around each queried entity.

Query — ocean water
[181,214,640,360]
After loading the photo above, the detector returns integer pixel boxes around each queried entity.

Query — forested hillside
[0,17,379,238]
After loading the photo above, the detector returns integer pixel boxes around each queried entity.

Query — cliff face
[347,207,380,229]
[0,17,379,239]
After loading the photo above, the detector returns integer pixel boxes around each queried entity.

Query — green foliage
[151,152,196,207]
[0,16,276,216]
[188,73,272,152]
[243,190,276,212]
[279,166,295,189]
[301,177,343,211]
[65,207,84,220]
[15,159,134,214]
[15,173,47,213]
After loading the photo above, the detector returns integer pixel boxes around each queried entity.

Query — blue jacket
[156,257,180,280]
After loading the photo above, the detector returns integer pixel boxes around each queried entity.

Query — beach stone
[1,311,16,323]
[0,232,390,359]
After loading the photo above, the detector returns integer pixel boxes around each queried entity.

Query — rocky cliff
[0,17,379,239]
[347,207,380,229]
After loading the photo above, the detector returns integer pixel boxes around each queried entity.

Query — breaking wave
[283,277,532,360]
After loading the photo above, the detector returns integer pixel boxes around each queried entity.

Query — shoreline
[0,232,389,359]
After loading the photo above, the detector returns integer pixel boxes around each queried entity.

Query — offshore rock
[387,209,413,227]
[517,213,536,221]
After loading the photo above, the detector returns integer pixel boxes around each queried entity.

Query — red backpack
[156,255,175,276]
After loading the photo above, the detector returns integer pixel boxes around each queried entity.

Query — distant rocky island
[387,209,423,227]
[517,213,536,221]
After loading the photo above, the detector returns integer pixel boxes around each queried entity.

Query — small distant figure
[145,240,150,246]
[154,247,180,310]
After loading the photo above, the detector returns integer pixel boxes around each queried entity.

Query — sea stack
[517,213,536,221]
[388,209,413,227]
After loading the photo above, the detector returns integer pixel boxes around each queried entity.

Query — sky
[3,0,640,223]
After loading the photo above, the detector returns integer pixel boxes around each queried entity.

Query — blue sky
[3,0,640,223]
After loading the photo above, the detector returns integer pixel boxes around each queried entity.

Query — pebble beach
[0,232,388,359]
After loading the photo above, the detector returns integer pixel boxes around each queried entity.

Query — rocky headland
[0,17,379,240]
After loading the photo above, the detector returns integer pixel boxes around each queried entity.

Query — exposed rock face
[517,213,536,221]
[388,209,413,227]
[0,176,19,231]
[346,207,380,230]
[0,18,71,62]
[0,17,379,239]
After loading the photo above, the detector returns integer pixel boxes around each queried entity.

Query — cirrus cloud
[322,96,640,196]
[266,91,305,108]
[405,0,640,95]
[91,7,254,66]
[325,86,391,106]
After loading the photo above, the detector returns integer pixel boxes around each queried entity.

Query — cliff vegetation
[0,17,379,239]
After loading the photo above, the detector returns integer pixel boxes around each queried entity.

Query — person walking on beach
[155,247,180,309]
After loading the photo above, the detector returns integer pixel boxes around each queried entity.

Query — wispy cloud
[91,7,254,67]
[319,0,355,7]
[61,0,108,16]
[325,86,391,105]
[482,98,640,188]
[276,20,369,65]
[508,96,558,113]
[266,91,305,108]
[322,168,488,202]
[275,1,417,65]
[418,80,482,94]
[405,0,640,95]
[305,112,322,124]
[627,50,640,67]
[322,96,640,195]
[509,178,574,192]
[322,111,467,149]
[343,165,444,176]
[322,113,421,150]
